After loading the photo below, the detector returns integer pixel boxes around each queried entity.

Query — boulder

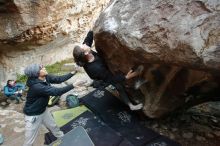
[94,0,220,118]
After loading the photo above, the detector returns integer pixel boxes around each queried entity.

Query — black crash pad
[81,89,180,146]
[49,126,94,146]
[45,111,131,146]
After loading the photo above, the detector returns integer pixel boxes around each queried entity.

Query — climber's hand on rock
[125,69,139,80]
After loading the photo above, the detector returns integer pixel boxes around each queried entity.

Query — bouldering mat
[45,111,127,146]
[49,126,94,146]
[52,105,88,127]
[81,89,180,146]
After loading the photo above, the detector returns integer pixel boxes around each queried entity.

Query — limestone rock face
[94,0,220,118]
[0,0,109,87]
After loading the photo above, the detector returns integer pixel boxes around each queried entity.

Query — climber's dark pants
[92,80,131,105]
[113,83,131,105]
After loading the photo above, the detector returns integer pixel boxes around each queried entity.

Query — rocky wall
[0,0,110,88]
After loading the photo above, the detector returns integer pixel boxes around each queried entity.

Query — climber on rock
[73,30,143,111]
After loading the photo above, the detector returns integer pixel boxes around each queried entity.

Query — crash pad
[81,88,180,146]
[49,126,94,146]
[45,111,126,146]
[52,105,88,127]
